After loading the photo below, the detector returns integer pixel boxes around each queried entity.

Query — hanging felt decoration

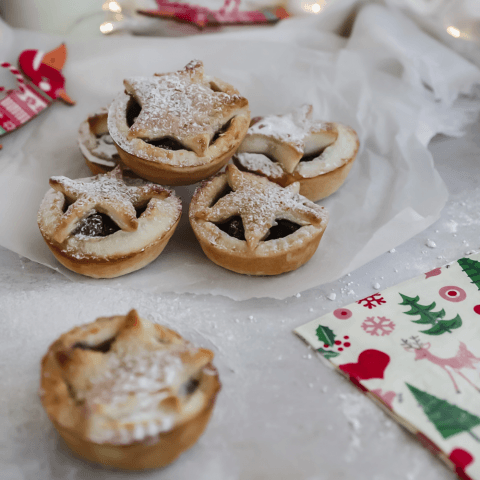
[137,0,289,29]
[0,44,75,149]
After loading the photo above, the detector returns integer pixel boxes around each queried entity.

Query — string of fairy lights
[100,0,123,34]
[97,0,479,43]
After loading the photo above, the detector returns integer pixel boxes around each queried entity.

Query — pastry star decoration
[124,60,247,156]
[247,104,337,174]
[57,310,214,426]
[49,166,169,243]
[201,165,327,250]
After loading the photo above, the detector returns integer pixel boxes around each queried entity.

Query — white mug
[0,0,104,34]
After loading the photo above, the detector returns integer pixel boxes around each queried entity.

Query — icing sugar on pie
[108,60,250,185]
[234,105,359,201]
[78,107,132,176]
[37,166,181,278]
[39,309,220,470]
[189,164,329,275]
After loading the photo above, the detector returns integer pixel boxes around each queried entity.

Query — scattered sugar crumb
[327,293,336,301]
[425,239,437,248]
[295,293,301,298]
[373,283,381,290]
[389,248,396,253]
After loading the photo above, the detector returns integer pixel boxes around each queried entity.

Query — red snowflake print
[357,293,386,309]
[361,316,395,336]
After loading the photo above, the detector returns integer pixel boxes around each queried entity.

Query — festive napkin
[0,5,479,300]
[295,252,480,480]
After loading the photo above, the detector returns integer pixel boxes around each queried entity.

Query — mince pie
[108,60,250,186]
[39,309,221,470]
[78,108,133,176]
[233,105,359,201]
[37,166,181,278]
[189,164,329,275]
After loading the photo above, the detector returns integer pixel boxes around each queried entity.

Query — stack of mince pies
[39,60,360,279]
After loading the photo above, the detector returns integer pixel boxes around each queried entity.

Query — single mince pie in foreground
[39,309,221,470]
[108,60,250,186]
[189,164,329,275]
[37,166,181,278]
[78,107,132,176]
[233,105,359,201]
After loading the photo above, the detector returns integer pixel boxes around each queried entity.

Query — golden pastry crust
[189,165,329,276]
[37,167,181,278]
[233,105,359,201]
[78,108,130,176]
[108,60,250,185]
[40,310,221,470]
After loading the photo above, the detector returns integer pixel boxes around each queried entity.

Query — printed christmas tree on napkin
[295,253,480,480]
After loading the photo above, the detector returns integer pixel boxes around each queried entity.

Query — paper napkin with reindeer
[295,252,480,480]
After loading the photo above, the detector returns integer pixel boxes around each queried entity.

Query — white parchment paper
[0,5,479,300]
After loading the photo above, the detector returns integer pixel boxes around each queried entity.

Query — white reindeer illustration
[402,336,480,394]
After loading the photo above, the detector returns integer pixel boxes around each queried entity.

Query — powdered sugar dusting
[91,134,118,159]
[86,349,183,406]
[78,140,118,168]
[51,174,130,206]
[108,61,249,165]
[203,166,327,249]
[248,105,313,153]
[124,61,243,152]
[235,152,284,178]
[82,345,195,444]
[49,169,164,209]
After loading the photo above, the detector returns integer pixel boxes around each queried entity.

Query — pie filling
[73,336,116,353]
[209,81,222,93]
[299,147,327,163]
[265,219,301,240]
[209,184,233,207]
[181,377,200,396]
[215,217,301,241]
[145,136,186,151]
[216,216,245,241]
[126,97,142,128]
[248,147,327,167]
[72,212,121,237]
[67,204,148,238]
[211,118,233,145]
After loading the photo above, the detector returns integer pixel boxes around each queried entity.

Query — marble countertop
[2,117,479,479]
[2,0,480,476]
